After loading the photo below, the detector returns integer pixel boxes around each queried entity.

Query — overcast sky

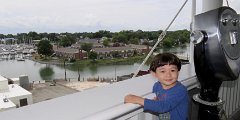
[1,0,240,34]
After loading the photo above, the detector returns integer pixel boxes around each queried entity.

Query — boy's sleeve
[144,87,187,113]
[152,82,158,93]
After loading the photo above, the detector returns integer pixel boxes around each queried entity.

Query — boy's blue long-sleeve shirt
[144,81,189,120]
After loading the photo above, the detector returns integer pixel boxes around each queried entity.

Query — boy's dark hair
[149,53,181,72]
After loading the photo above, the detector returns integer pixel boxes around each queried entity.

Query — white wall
[0,76,9,93]
[9,94,33,107]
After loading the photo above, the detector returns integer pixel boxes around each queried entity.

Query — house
[92,46,135,59]
[127,44,151,55]
[92,44,151,59]
[71,42,104,49]
[53,46,87,60]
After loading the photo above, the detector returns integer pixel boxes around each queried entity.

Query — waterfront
[0,59,149,82]
[0,44,189,82]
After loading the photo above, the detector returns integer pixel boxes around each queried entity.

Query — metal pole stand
[193,94,227,120]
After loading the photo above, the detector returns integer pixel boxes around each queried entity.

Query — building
[0,75,33,112]
[53,46,88,60]
[127,44,151,55]
[0,38,17,45]
[92,44,150,59]
[92,46,135,59]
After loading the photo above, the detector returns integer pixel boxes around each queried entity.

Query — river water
[0,59,149,82]
[0,45,189,82]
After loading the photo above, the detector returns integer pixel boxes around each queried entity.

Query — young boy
[124,53,188,120]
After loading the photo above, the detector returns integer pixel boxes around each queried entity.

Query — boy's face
[151,64,179,90]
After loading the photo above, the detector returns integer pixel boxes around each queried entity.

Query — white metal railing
[112,77,240,120]
[114,76,198,120]
[92,75,240,120]
[82,64,198,120]
[112,75,240,120]
[219,76,240,118]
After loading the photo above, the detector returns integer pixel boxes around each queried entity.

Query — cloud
[229,0,240,13]
[3,0,239,34]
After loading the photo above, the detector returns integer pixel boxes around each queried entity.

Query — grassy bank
[73,55,150,66]
[33,54,153,66]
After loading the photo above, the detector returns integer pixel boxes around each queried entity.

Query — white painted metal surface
[10,78,20,85]
[219,77,240,117]
[189,0,196,64]
[0,75,9,92]
[0,98,16,112]
[202,0,223,13]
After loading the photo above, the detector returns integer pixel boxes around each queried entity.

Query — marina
[0,43,188,83]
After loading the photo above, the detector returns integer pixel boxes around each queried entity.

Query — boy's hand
[153,96,157,100]
[124,94,144,106]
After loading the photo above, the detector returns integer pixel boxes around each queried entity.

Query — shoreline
[30,58,73,65]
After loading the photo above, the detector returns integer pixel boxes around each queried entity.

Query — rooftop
[0,75,7,82]
[0,84,32,99]
[0,98,16,111]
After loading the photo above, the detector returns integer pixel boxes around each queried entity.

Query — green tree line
[0,29,190,48]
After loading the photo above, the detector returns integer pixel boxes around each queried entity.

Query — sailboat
[16,55,25,61]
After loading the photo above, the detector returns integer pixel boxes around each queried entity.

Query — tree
[28,31,40,40]
[88,51,98,61]
[39,32,48,40]
[81,43,93,52]
[6,34,14,38]
[49,33,59,43]
[162,37,174,48]
[112,34,128,44]
[37,40,53,56]
[39,66,54,81]
[102,38,110,47]
[16,33,28,44]
[59,36,75,47]
[93,30,112,38]
[130,38,140,44]
[0,34,4,39]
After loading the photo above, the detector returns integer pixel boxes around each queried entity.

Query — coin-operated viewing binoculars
[191,7,240,120]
